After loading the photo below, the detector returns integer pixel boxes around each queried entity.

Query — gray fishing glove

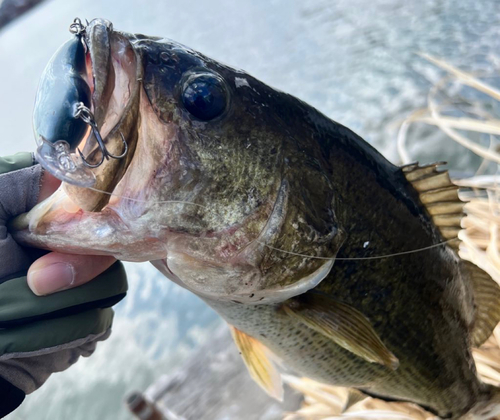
[0,153,128,417]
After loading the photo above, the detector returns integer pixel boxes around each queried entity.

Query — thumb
[28,252,116,296]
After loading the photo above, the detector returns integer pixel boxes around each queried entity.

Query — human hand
[0,153,127,418]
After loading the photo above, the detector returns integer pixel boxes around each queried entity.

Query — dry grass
[285,55,500,420]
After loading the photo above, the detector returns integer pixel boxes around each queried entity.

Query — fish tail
[464,384,500,419]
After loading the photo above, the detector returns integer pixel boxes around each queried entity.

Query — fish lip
[84,18,114,125]
[83,20,139,133]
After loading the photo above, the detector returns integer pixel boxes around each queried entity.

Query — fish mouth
[38,19,143,216]
[9,20,143,240]
[32,18,141,206]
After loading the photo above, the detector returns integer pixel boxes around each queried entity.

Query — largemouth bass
[10,18,500,419]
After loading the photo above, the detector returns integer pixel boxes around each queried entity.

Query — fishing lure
[33,18,127,186]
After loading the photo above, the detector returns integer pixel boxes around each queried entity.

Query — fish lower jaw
[9,190,167,261]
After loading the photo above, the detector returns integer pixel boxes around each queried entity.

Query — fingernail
[28,263,75,296]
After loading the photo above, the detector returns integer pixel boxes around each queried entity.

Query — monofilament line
[258,239,456,261]
[87,186,207,209]
[83,185,454,260]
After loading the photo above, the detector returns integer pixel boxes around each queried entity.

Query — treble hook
[74,103,128,168]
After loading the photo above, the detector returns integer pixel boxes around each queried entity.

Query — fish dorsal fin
[283,294,399,369]
[401,162,462,248]
[402,162,500,347]
[229,326,284,401]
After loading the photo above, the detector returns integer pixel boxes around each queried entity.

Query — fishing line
[85,185,208,209]
[257,239,456,261]
[76,185,455,261]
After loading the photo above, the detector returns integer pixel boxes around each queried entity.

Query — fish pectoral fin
[464,261,500,347]
[342,388,369,412]
[283,294,399,370]
[229,325,284,401]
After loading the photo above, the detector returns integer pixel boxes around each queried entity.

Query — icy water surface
[1,0,499,419]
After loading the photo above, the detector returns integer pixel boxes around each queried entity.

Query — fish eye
[181,73,228,121]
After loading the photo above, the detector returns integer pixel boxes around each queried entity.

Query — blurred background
[1,0,499,419]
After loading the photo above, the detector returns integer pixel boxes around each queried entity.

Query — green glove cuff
[0,152,35,173]
[0,263,127,356]
[0,261,127,327]
[0,308,115,356]
[0,262,127,359]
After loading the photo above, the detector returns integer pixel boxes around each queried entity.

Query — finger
[27,252,116,296]
[38,171,61,203]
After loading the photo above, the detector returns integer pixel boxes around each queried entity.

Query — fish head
[12,20,345,303]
